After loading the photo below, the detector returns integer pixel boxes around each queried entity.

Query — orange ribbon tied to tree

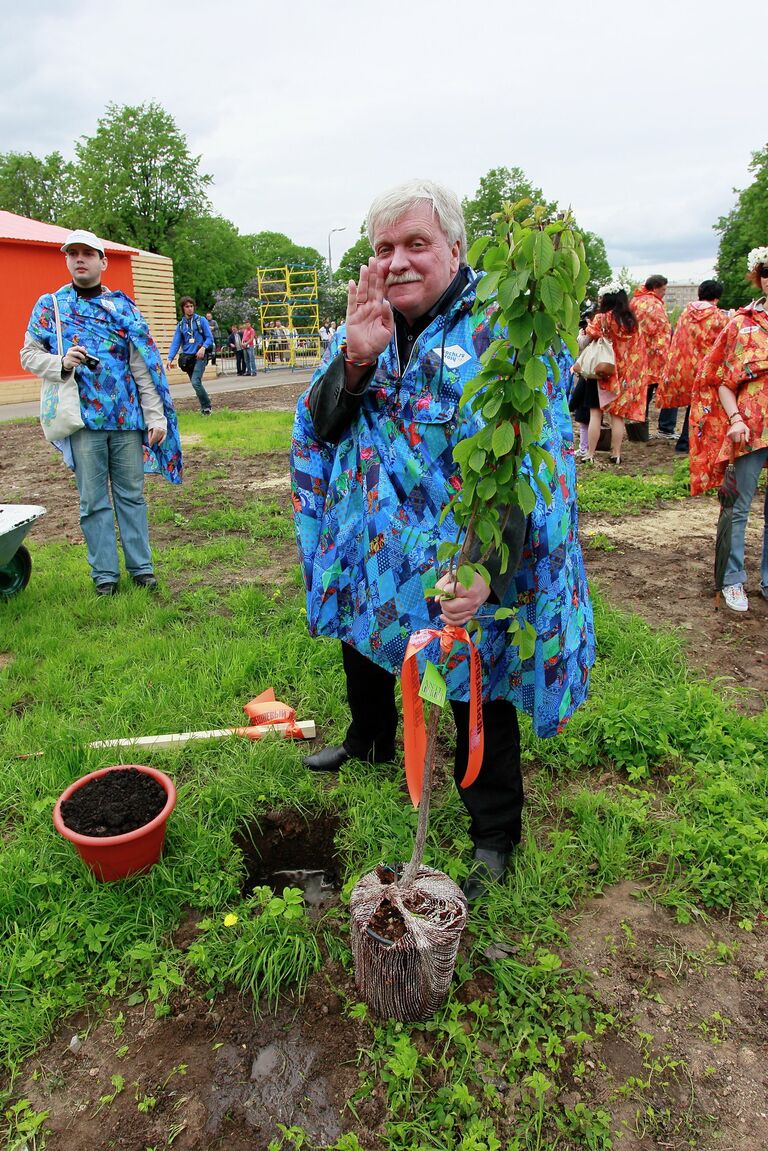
[401,625,484,808]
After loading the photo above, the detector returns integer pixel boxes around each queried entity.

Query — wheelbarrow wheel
[0,545,32,598]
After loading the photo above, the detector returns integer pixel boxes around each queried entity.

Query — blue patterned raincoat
[290,271,594,738]
[27,285,182,483]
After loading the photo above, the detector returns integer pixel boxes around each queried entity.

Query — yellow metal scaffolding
[256,266,321,369]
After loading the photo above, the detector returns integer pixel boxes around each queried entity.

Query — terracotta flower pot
[53,765,176,881]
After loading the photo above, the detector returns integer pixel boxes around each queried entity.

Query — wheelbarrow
[0,505,46,598]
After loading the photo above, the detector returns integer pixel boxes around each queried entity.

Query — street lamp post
[327,227,346,288]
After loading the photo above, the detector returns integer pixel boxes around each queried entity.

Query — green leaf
[469,448,487,473]
[491,422,516,457]
[517,621,537,661]
[540,274,564,313]
[533,312,557,344]
[534,472,553,506]
[457,564,476,589]
[515,476,537,516]
[437,541,461,562]
[507,314,534,349]
[482,391,503,419]
[477,475,497,500]
[461,372,489,407]
[475,270,502,302]
[532,231,555,277]
[467,235,491,266]
[524,357,548,390]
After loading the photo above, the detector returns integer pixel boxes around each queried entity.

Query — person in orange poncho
[658,280,727,453]
[578,283,647,465]
[690,248,768,612]
[632,275,673,438]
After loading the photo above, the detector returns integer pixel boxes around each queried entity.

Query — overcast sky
[3,0,766,284]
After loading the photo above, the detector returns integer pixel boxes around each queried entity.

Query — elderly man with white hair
[290,180,594,899]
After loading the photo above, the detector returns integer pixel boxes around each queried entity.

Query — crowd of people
[176,318,347,379]
[572,255,768,612]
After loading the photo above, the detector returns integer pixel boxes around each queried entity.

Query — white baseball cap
[61,230,106,256]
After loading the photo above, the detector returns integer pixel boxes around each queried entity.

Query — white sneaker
[722,584,749,612]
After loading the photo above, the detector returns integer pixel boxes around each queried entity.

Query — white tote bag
[39,294,85,442]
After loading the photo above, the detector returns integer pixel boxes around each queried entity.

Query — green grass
[177,407,293,455]
[1,414,766,1150]
[576,457,691,513]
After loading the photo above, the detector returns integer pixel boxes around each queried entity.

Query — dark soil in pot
[60,768,166,837]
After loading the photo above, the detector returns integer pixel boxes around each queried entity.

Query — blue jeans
[186,355,212,411]
[724,446,768,590]
[70,428,153,584]
[245,346,257,375]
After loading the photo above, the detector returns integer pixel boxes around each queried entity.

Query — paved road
[0,365,314,422]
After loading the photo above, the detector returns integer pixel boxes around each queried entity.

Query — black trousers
[340,642,524,851]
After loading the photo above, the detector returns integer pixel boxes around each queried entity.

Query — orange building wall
[0,241,135,381]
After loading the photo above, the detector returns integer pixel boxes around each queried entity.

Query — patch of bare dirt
[18,972,379,1151]
[560,881,768,1150]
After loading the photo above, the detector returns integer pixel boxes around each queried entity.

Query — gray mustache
[386,272,423,286]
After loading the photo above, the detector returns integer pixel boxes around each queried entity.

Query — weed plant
[576,457,691,513]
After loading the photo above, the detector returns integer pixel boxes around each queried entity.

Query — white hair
[366,179,467,263]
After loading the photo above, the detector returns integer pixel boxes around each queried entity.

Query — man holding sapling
[290,180,594,899]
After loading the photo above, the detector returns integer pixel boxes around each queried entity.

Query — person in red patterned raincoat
[690,248,768,612]
[658,280,727,454]
[578,283,647,464]
[632,275,674,438]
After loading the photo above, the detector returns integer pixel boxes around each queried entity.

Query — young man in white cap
[20,229,182,595]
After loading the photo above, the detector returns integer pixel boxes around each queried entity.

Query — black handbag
[178,352,196,373]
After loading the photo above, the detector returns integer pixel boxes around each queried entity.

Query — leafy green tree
[73,101,211,253]
[0,151,77,225]
[244,231,325,274]
[580,231,612,301]
[715,143,768,308]
[462,167,556,248]
[463,166,611,301]
[334,234,374,283]
[168,215,256,309]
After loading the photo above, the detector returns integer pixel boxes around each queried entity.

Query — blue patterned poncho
[27,284,182,484]
[290,274,594,738]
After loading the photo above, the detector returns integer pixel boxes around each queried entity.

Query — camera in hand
[83,352,101,372]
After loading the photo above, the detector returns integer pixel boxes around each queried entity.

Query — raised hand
[344,257,394,363]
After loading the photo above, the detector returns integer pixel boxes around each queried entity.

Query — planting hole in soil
[60,767,166,836]
[235,808,341,907]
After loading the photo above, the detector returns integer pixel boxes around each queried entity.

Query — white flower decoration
[746,246,768,272]
[598,278,626,297]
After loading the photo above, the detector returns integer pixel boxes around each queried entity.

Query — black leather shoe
[132,574,158,591]
[462,847,509,902]
[95,582,118,596]
[303,745,350,772]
